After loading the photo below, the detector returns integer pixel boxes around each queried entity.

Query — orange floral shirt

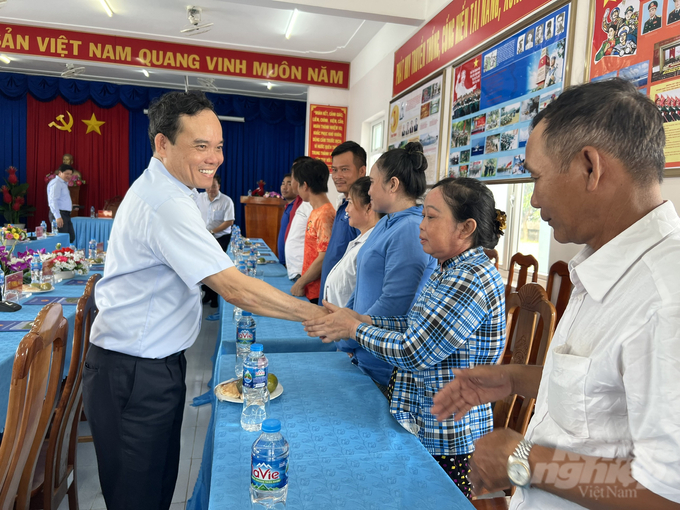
[302,202,336,300]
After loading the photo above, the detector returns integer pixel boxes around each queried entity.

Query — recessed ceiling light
[98,0,113,17]
[0,55,10,64]
[266,82,274,90]
[142,69,149,77]
[285,9,299,40]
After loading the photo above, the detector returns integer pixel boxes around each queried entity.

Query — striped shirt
[355,246,506,455]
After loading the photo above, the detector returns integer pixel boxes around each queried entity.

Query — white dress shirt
[47,176,72,219]
[284,201,313,279]
[323,227,374,307]
[196,191,235,238]
[511,201,680,509]
[90,158,234,359]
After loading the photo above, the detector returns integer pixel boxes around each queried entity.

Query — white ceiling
[0,0,431,100]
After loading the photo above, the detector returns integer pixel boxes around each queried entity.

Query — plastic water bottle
[90,206,96,218]
[30,254,42,284]
[40,221,47,239]
[233,262,247,323]
[241,344,270,432]
[0,272,5,300]
[247,248,257,276]
[250,419,289,508]
[235,311,256,378]
[88,239,97,260]
[51,219,59,234]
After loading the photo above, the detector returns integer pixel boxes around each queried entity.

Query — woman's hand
[303,301,370,343]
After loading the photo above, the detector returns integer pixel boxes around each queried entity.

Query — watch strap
[512,439,534,462]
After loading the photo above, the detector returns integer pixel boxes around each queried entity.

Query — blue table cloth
[12,233,70,254]
[72,217,114,251]
[207,352,474,509]
[0,271,103,426]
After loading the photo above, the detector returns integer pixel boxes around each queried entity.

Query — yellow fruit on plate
[31,282,41,288]
[267,373,278,394]
[40,283,52,291]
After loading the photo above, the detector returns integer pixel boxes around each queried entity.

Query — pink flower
[3,192,11,204]
[11,202,20,211]
[7,173,18,185]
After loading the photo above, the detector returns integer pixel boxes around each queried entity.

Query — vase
[56,270,75,280]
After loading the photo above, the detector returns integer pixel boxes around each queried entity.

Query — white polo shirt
[196,191,235,238]
[511,201,680,509]
[90,157,234,359]
[284,201,313,279]
[323,227,374,307]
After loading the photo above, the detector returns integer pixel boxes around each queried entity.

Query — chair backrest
[35,274,100,508]
[546,260,572,326]
[14,304,68,510]
[0,331,54,510]
[483,249,499,269]
[494,284,555,434]
[505,252,539,300]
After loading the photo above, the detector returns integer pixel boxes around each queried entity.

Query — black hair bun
[404,141,428,174]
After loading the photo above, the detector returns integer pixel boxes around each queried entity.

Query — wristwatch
[507,439,534,488]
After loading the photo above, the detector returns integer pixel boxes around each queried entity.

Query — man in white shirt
[47,163,75,242]
[432,79,680,509]
[83,91,324,510]
[284,161,313,280]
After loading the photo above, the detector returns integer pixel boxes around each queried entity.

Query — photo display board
[447,4,571,181]
[589,0,680,169]
[388,74,444,185]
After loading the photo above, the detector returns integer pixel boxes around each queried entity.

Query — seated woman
[337,142,437,393]
[323,177,382,307]
[305,177,507,498]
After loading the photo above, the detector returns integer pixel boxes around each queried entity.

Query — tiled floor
[57,303,220,510]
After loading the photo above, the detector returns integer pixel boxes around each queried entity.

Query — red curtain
[26,96,129,229]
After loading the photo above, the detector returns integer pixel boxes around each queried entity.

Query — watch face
[508,460,531,487]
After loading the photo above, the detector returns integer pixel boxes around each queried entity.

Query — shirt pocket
[548,346,591,438]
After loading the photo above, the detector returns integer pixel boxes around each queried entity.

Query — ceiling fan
[180,6,213,36]
[197,77,218,92]
[61,63,86,78]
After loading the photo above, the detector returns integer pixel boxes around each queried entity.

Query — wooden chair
[14,305,68,510]
[473,285,556,510]
[28,274,100,510]
[545,260,572,327]
[504,253,538,300]
[483,249,499,269]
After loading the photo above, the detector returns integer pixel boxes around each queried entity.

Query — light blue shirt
[46,176,72,219]
[90,158,234,358]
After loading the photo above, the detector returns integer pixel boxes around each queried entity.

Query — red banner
[308,105,347,166]
[0,23,350,89]
[393,0,553,96]
[589,0,680,168]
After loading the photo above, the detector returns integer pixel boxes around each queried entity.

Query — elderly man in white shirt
[47,163,75,242]
[285,162,313,280]
[82,91,325,510]
[431,78,680,509]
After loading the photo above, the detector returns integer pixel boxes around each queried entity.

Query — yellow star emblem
[474,58,479,67]
[82,113,105,135]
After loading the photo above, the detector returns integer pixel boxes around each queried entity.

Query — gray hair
[531,78,665,185]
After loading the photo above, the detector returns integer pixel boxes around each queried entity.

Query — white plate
[214,377,284,403]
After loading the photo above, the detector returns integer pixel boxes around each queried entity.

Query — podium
[240,196,286,257]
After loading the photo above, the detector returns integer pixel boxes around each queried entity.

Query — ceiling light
[0,55,11,65]
[266,82,274,90]
[98,0,113,17]
[142,68,149,77]
[285,9,299,39]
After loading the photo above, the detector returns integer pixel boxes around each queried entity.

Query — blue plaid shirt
[355,246,506,455]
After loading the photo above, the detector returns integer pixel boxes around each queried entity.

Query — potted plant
[1,166,36,228]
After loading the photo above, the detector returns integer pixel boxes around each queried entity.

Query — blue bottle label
[243,365,267,389]
[251,455,288,490]
[236,327,255,346]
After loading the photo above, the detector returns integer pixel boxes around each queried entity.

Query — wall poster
[589,0,680,169]
[447,4,571,182]
[388,74,444,185]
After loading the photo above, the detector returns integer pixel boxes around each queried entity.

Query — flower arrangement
[2,224,28,242]
[1,166,36,225]
[68,171,85,187]
[42,245,88,274]
[0,246,46,282]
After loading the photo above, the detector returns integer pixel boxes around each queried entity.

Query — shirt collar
[570,201,680,302]
[208,191,222,203]
[385,205,422,228]
[149,157,195,199]
[440,246,485,272]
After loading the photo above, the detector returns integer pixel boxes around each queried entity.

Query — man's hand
[431,365,514,422]
[290,279,305,297]
[57,218,64,228]
[470,428,523,496]
[303,300,368,343]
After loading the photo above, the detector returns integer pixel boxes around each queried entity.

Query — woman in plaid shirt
[304,177,507,498]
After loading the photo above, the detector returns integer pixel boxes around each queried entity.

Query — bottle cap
[261,419,281,433]
[250,343,263,352]
[242,311,252,316]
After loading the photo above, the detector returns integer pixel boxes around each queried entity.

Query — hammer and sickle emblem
[48,111,74,132]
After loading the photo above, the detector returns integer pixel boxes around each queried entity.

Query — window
[368,119,385,170]
[487,182,550,274]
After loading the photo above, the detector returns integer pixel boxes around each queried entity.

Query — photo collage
[389,75,443,184]
[448,5,570,181]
